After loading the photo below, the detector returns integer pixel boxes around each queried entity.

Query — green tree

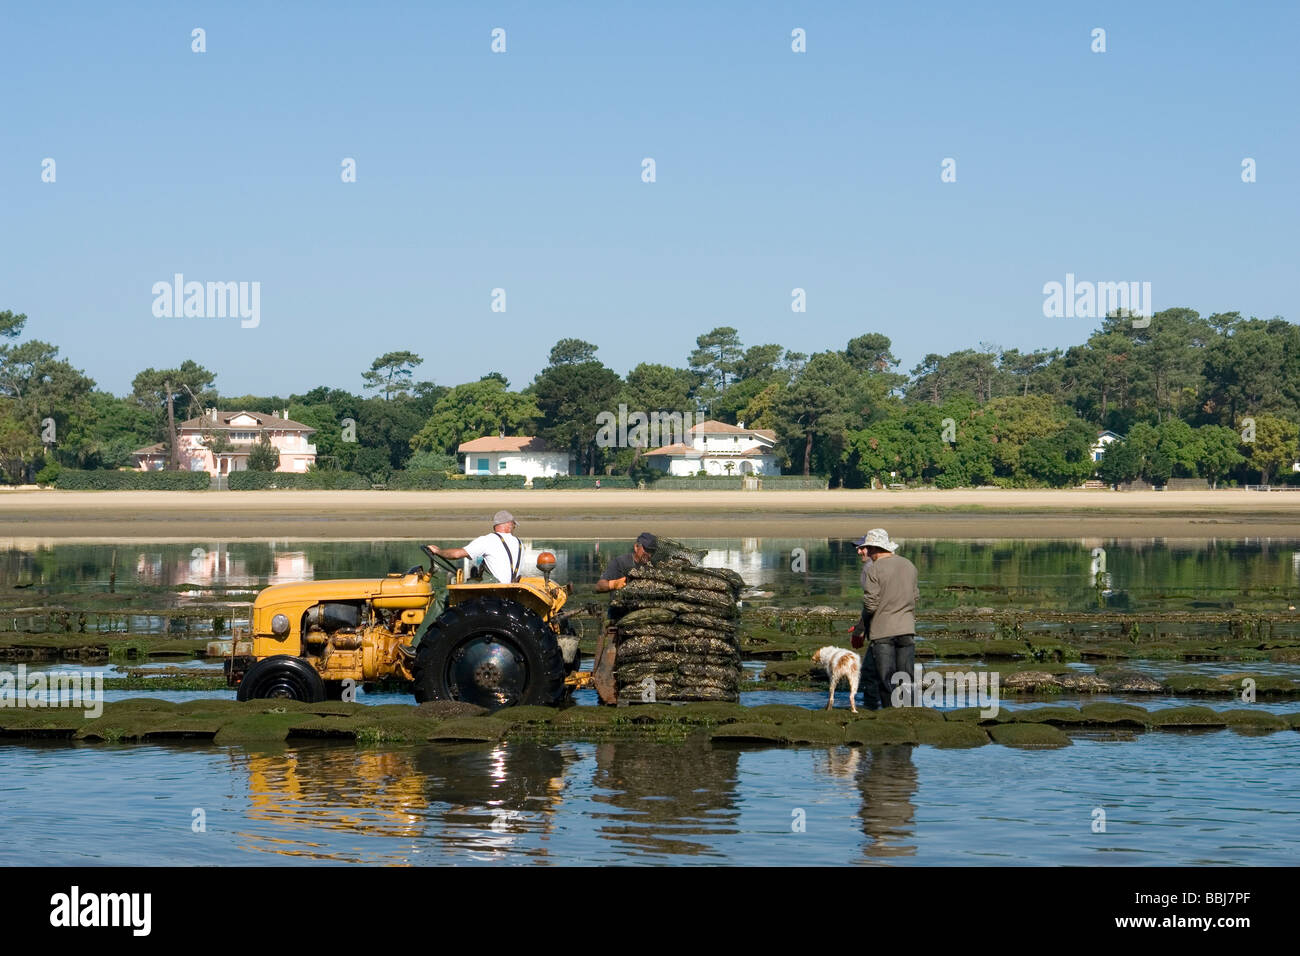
[688,327,744,410]
[56,391,156,469]
[0,399,40,483]
[131,362,217,470]
[246,435,280,471]
[0,310,27,340]
[844,333,898,374]
[361,351,423,401]
[530,347,621,475]
[1194,425,1245,488]
[410,378,541,454]
[776,351,855,476]
[1245,413,1299,484]
[546,339,599,366]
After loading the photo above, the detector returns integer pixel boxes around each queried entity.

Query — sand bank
[3,487,1299,542]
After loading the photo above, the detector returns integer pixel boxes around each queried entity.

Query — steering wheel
[422,544,462,576]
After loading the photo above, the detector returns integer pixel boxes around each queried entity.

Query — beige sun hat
[862,528,899,552]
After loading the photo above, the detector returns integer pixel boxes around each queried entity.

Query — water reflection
[590,741,741,858]
[233,746,427,863]
[854,746,918,859]
[8,537,1300,616]
[412,741,581,862]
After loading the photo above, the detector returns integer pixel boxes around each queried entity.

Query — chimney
[738,421,745,429]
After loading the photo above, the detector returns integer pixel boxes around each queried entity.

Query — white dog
[812,646,862,713]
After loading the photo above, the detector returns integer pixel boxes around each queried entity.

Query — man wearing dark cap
[426,510,523,583]
[595,532,657,592]
[591,532,658,704]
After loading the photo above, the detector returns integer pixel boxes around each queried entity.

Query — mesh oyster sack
[610,538,746,703]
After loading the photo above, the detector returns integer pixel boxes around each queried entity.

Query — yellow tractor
[226,546,587,710]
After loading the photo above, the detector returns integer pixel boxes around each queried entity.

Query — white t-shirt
[464,532,524,583]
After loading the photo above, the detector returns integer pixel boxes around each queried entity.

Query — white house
[457,436,571,485]
[644,420,781,477]
[1091,430,1121,463]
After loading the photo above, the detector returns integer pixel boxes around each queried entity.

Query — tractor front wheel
[236,655,327,702]
[412,597,566,711]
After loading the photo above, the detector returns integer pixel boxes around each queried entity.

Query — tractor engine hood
[252,574,434,611]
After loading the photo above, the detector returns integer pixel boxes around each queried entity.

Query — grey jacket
[863,554,919,640]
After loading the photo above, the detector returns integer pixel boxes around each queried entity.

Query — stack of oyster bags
[610,540,746,702]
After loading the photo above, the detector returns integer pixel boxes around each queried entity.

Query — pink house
[133,409,317,477]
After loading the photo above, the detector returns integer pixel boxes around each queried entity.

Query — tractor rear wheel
[412,597,566,711]
[236,654,327,702]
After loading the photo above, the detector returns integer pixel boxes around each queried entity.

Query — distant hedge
[538,475,637,489]
[756,476,828,489]
[387,469,450,489]
[55,469,211,490]
[444,475,527,489]
[228,470,370,490]
[648,476,743,490]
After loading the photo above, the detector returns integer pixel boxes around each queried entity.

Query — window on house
[499,460,507,471]
[477,458,489,473]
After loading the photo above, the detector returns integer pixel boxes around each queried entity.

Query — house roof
[689,420,777,441]
[644,443,702,458]
[179,410,315,433]
[458,435,552,453]
[690,419,747,434]
[132,442,166,456]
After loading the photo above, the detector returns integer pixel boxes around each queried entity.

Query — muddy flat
[4,488,1298,542]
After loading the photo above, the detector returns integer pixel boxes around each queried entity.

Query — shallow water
[3,536,1299,865]
[2,732,1296,866]
[7,537,1300,632]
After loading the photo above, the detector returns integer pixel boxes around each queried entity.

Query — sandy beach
[4,487,1299,542]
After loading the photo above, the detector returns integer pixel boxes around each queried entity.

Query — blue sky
[2,1,1296,397]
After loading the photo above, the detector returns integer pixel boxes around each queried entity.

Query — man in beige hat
[426,510,523,583]
[861,528,919,707]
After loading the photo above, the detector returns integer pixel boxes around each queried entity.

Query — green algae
[102,676,227,691]
[779,721,847,745]
[708,722,789,744]
[872,705,947,724]
[1078,703,1153,727]
[1147,706,1229,728]
[211,712,302,745]
[1009,707,1088,726]
[1221,710,1289,734]
[913,722,990,748]
[491,705,565,727]
[0,697,1295,751]
[923,640,983,658]
[988,723,1071,748]
[426,718,508,742]
[844,721,919,745]
[748,704,821,723]
[943,707,998,723]
[981,640,1030,658]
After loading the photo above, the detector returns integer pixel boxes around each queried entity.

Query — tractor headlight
[271,613,290,637]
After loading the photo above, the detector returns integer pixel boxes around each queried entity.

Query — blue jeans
[870,635,916,708]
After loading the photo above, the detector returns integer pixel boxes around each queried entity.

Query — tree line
[2,306,1297,487]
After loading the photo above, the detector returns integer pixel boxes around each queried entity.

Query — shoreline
[6,487,1300,541]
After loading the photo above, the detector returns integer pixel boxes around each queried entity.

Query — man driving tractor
[425,510,524,584]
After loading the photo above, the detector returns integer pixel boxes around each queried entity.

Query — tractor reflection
[232,740,581,863]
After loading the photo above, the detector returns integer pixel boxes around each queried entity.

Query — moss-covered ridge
[0,699,1295,749]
